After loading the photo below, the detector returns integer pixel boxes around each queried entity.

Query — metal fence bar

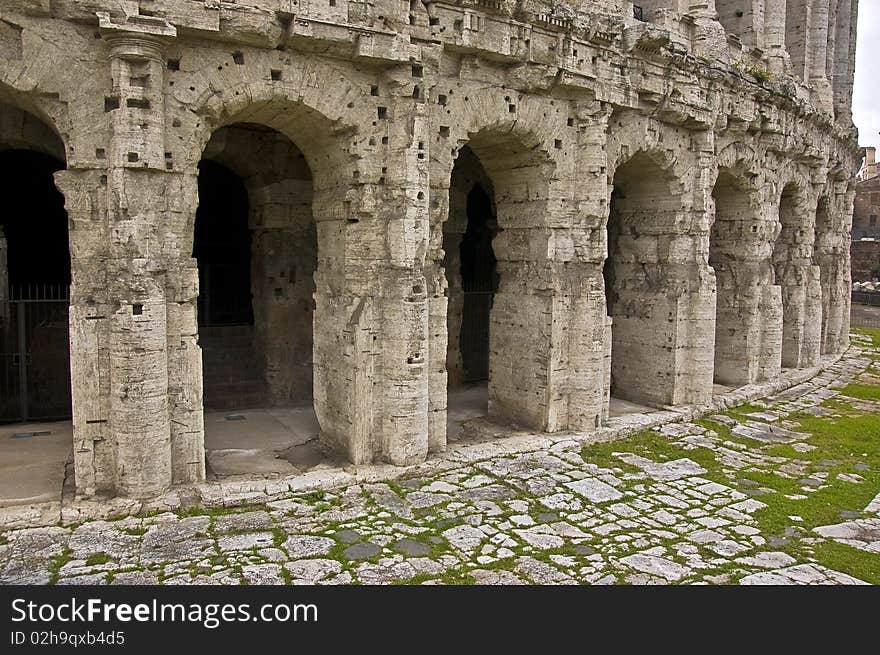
[1,284,72,423]
[16,304,27,421]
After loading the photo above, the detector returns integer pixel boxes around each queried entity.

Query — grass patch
[120,526,148,536]
[745,405,880,556]
[299,490,326,504]
[582,430,690,470]
[837,383,880,402]
[812,541,880,584]
[85,552,111,567]
[47,547,73,584]
[724,402,771,420]
[175,503,268,519]
[852,327,880,348]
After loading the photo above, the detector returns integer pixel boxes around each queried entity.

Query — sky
[854,1,880,149]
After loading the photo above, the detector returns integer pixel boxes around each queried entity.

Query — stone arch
[772,177,822,368]
[441,127,557,432]
[196,123,317,415]
[813,193,834,354]
[709,161,780,385]
[0,102,66,161]
[180,87,375,463]
[0,74,72,158]
[426,86,581,444]
[426,89,578,438]
[0,91,76,502]
[604,147,708,407]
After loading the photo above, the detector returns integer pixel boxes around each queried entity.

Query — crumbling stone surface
[0,1,860,502]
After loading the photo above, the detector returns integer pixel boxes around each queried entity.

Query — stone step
[199,325,265,409]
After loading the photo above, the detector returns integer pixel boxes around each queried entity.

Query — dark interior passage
[195,124,318,413]
[194,159,263,410]
[0,149,70,422]
[458,183,498,382]
[0,150,68,286]
[194,160,253,327]
[603,187,622,316]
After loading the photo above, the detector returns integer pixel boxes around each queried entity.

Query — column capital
[97,11,176,62]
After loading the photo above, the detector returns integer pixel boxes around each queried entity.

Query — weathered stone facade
[0,0,860,501]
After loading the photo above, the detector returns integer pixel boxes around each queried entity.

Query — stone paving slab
[1,339,878,585]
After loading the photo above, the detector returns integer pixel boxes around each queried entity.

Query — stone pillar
[378,103,430,466]
[765,0,791,75]
[817,181,855,353]
[784,0,811,81]
[715,1,766,50]
[831,0,858,124]
[681,1,731,63]
[427,186,450,453]
[564,105,613,429]
[313,96,429,467]
[54,169,114,496]
[165,172,204,486]
[710,176,780,386]
[808,0,834,112]
[95,12,184,496]
[773,191,822,370]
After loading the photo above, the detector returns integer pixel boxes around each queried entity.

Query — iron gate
[459,257,496,384]
[0,284,71,423]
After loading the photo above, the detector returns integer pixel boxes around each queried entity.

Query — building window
[871,215,878,227]
[872,193,880,204]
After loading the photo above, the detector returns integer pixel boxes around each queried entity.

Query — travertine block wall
[0,0,860,500]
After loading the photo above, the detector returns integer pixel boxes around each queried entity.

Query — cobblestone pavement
[2,332,879,585]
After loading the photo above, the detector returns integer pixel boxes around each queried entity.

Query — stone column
[808,0,834,112]
[710,180,780,386]
[773,192,822,370]
[817,180,855,353]
[784,0,812,80]
[764,0,791,75]
[715,0,766,50]
[54,168,114,496]
[831,0,858,124]
[313,94,429,467]
[96,12,181,496]
[563,105,613,429]
[378,102,430,466]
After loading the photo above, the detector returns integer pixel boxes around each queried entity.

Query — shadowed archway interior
[0,147,70,423]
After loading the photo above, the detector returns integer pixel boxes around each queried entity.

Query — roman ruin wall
[0,0,861,499]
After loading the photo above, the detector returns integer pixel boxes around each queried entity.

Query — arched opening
[710,171,753,386]
[443,147,498,439]
[772,182,820,368]
[437,128,557,440]
[196,123,320,476]
[813,196,833,354]
[0,101,72,506]
[775,184,799,368]
[605,152,683,411]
